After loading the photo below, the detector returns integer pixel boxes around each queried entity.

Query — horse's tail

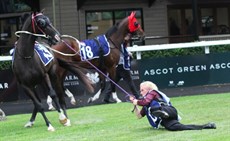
[57,58,94,93]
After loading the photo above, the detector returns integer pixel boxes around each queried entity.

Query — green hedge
[0,61,12,70]
[140,44,230,58]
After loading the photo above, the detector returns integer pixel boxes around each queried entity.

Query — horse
[50,11,145,103]
[12,12,75,131]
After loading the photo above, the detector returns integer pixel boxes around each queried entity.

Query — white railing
[1,39,230,61]
[127,39,230,59]
[0,56,11,61]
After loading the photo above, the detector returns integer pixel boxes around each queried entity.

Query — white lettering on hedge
[65,75,78,81]
[0,83,8,89]
[130,70,139,75]
[177,65,207,73]
[144,68,173,75]
[143,62,230,76]
[210,63,230,70]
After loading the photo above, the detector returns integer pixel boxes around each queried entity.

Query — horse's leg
[110,83,122,103]
[64,87,76,105]
[47,95,56,110]
[59,70,70,117]
[58,86,71,126]
[87,89,102,103]
[48,87,75,108]
[87,75,104,103]
[108,68,122,103]
[22,86,55,131]
[44,74,70,126]
[0,108,6,121]
[58,80,69,119]
[49,68,72,126]
[24,107,37,128]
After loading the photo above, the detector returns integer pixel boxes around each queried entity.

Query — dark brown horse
[50,11,145,103]
[12,12,72,131]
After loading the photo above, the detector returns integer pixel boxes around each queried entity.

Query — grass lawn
[0,93,229,141]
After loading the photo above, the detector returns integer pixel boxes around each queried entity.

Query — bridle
[107,20,142,57]
[14,13,52,59]
[31,13,47,35]
[15,13,51,38]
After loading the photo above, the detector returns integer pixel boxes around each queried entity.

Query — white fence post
[136,51,141,60]
[132,45,142,60]
[205,46,210,54]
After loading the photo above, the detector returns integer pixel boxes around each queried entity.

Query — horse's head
[128,11,145,40]
[32,12,61,44]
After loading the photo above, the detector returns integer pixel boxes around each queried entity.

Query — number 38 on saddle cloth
[79,35,110,61]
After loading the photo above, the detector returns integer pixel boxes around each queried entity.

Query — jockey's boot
[203,122,216,129]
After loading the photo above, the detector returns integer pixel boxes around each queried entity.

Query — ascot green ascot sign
[138,52,230,88]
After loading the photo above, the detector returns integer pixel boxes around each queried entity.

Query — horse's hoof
[59,118,68,125]
[64,119,71,126]
[115,99,122,103]
[48,124,55,132]
[70,100,76,105]
[24,121,34,128]
[87,97,92,103]
[48,106,56,111]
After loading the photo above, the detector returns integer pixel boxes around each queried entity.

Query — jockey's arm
[133,106,142,119]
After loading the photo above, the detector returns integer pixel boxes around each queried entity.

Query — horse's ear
[40,9,45,14]
[128,11,136,20]
[132,11,136,15]
[128,11,140,32]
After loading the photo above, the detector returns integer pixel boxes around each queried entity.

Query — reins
[44,34,79,56]
[15,31,48,38]
[14,31,42,59]
[15,32,78,56]
[108,37,123,53]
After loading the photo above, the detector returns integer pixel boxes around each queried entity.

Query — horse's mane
[105,22,119,37]
[21,13,30,24]
[20,13,31,29]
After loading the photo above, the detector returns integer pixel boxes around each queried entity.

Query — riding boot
[202,122,216,129]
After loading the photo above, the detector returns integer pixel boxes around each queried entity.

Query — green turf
[0,93,229,141]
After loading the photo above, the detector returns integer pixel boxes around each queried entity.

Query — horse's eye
[45,17,51,24]
[134,22,139,27]
[37,19,46,27]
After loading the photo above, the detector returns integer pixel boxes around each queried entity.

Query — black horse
[12,12,70,131]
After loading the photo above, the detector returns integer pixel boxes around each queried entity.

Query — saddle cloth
[12,42,54,66]
[80,35,110,61]
[34,43,54,66]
